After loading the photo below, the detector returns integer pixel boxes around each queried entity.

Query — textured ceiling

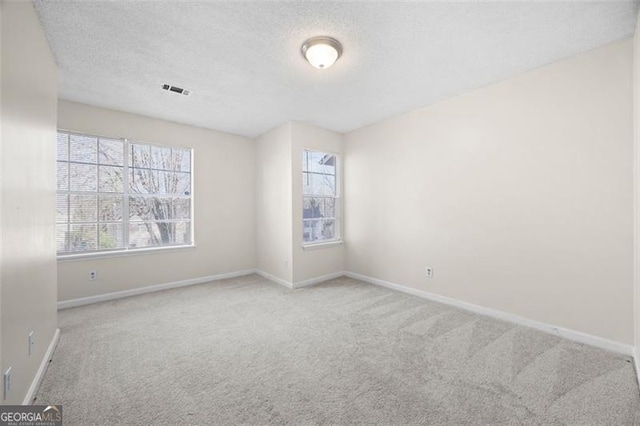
[34,1,639,138]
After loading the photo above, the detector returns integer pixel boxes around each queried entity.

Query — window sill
[57,245,196,262]
[302,240,343,250]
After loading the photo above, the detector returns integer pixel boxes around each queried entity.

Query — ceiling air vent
[161,84,191,96]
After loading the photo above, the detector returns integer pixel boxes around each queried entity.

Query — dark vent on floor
[161,84,191,96]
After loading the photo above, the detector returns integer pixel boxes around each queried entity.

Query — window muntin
[56,131,192,256]
[302,149,340,244]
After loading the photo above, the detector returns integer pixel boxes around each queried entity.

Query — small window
[302,149,340,244]
[56,131,193,256]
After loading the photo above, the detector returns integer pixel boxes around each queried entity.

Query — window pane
[174,221,191,245]
[70,194,97,222]
[303,197,336,219]
[303,172,335,196]
[99,223,124,250]
[129,221,190,248]
[174,149,191,172]
[303,150,335,174]
[151,146,172,170]
[303,219,322,243]
[129,196,150,221]
[129,196,173,221]
[131,170,191,195]
[130,143,150,168]
[303,219,336,243]
[70,134,97,163]
[57,132,68,161]
[320,219,336,241]
[175,172,191,195]
[99,165,124,193]
[155,170,169,195]
[128,222,162,248]
[98,138,124,166]
[323,198,336,218]
[129,168,155,194]
[69,224,97,252]
[57,162,68,191]
[99,195,123,222]
[56,224,68,253]
[56,194,68,223]
[303,197,322,219]
[156,171,190,195]
[150,197,173,221]
[173,198,190,220]
[70,163,97,192]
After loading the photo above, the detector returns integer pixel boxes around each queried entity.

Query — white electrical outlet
[4,367,11,400]
[426,267,434,278]
[28,331,35,356]
[89,270,97,281]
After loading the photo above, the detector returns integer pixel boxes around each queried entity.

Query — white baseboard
[293,271,344,288]
[22,328,60,405]
[255,270,345,289]
[57,269,256,309]
[255,270,293,289]
[344,271,634,356]
[59,268,343,309]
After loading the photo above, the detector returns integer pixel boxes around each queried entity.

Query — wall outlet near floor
[426,267,434,278]
[89,270,97,281]
[3,367,11,400]
[28,331,35,356]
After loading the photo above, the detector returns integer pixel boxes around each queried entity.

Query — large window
[302,149,340,244]
[56,131,193,256]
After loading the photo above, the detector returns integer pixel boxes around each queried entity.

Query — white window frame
[302,148,341,247]
[56,130,195,260]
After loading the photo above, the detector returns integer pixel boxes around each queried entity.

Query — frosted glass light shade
[301,37,343,69]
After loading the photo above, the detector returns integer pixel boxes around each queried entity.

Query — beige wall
[255,123,293,283]
[345,39,634,344]
[57,101,256,302]
[1,0,58,404]
[291,122,345,283]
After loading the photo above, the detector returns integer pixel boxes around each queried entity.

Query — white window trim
[302,148,342,247]
[57,244,196,262]
[56,129,195,258]
[302,240,343,250]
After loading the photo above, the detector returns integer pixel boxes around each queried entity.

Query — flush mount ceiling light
[301,36,343,69]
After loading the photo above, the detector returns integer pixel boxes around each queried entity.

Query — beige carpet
[36,274,640,424]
